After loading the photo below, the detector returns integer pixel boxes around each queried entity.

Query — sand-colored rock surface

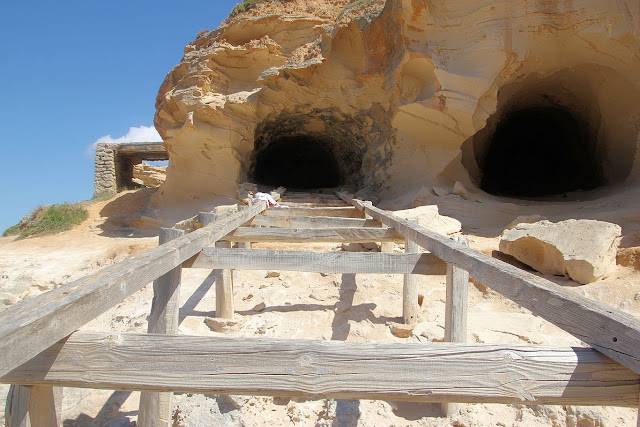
[500,219,622,284]
[152,0,640,213]
[393,205,462,236]
[132,162,166,187]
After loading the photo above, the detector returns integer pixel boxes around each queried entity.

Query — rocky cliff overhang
[153,0,640,208]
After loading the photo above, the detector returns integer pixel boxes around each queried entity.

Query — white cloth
[251,192,284,207]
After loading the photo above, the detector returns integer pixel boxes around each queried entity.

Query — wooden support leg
[442,236,470,417]
[139,227,185,427]
[403,220,419,325]
[215,240,234,319]
[366,207,394,253]
[5,385,62,427]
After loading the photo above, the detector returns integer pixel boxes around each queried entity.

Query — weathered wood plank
[3,332,638,407]
[27,386,62,427]
[188,248,446,275]
[403,220,419,325]
[220,227,404,244]
[443,236,470,415]
[251,215,382,229]
[215,241,234,319]
[280,199,349,206]
[139,227,185,427]
[263,207,364,218]
[4,385,62,427]
[282,192,340,200]
[445,236,470,344]
[5,385,30,427]
[337,192,640,375]
[0,202,266,377]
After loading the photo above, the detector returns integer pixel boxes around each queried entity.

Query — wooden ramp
[2,189,640,426]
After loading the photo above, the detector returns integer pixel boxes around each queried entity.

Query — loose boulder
[499,220,621,284]
[394,205,462,236]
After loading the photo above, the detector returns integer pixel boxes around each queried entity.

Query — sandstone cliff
[153,0,640,209]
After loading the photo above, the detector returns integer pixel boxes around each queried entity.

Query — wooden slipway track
[2,189,640,426]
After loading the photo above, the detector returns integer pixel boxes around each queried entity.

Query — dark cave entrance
[480,106,601,197]
[253,136,342,189]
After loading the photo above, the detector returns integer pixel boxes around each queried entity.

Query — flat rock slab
[499,219,621,284]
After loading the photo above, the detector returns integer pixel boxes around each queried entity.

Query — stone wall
[94,143,117,195]
[94,142,168,195]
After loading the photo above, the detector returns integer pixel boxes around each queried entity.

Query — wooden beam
[139,227,185,427]
[444,236,470,344]
[337,192,640,375]
[251,215,382,229]
[0,202,266,377]
[403,220,419,325]
[220,227,404,244]
[187,248,446,275]
[262,207,364,218]
[214,241,234,319]
[5,385,29,427]
[280,200,349,206]
[5,385,62,427]
[443,236,470,415]
[2,332,638,407]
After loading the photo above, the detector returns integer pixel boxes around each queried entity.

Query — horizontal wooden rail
[283,192,340,200]
[185,248,446,274]
[337,192,640,375]
[0,203,267,377]
[2,332,638,407]
[220,227,404,244]
[251,215,382,229]
[262,207,363,218]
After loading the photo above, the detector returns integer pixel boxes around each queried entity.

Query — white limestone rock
[394,205,462,236]
[499,220,622,284]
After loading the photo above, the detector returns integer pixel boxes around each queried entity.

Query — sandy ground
[1,185,639,426]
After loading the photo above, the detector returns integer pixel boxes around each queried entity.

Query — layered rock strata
[153,0,640,209]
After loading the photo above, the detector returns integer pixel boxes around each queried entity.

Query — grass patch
[90,191,117,204]
[2,224,20,237]
[3,203,89,239]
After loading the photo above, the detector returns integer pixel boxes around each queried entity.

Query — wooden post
[364,202,393,253]
[443,236,469,416]
[139,227,185,427]
[199,211,235,319]
[403,220,419,325]
[237,206,252,249]
[215,240,234,319]
[5,385,62,427]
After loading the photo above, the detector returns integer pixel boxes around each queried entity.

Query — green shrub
[2,223,20,237]
[229,0,273,17]
[3,203,89,239]
[90,191,117,204]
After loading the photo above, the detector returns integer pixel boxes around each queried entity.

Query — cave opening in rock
[253,135,342,189]
[480,106,601,197]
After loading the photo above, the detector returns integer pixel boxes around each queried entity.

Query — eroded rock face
[132,162,166,187]
[499,220,622,284]
[153,0,640,210]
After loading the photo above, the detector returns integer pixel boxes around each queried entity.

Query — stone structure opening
[480,106,600,197]
[249,109,372,190]
[94,142,168,194]
[253,136,342,188]
[461,66,640,198]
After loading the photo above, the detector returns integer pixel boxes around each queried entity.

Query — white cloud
[85,125,162,157]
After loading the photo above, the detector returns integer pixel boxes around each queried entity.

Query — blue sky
[0,1,240,232]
